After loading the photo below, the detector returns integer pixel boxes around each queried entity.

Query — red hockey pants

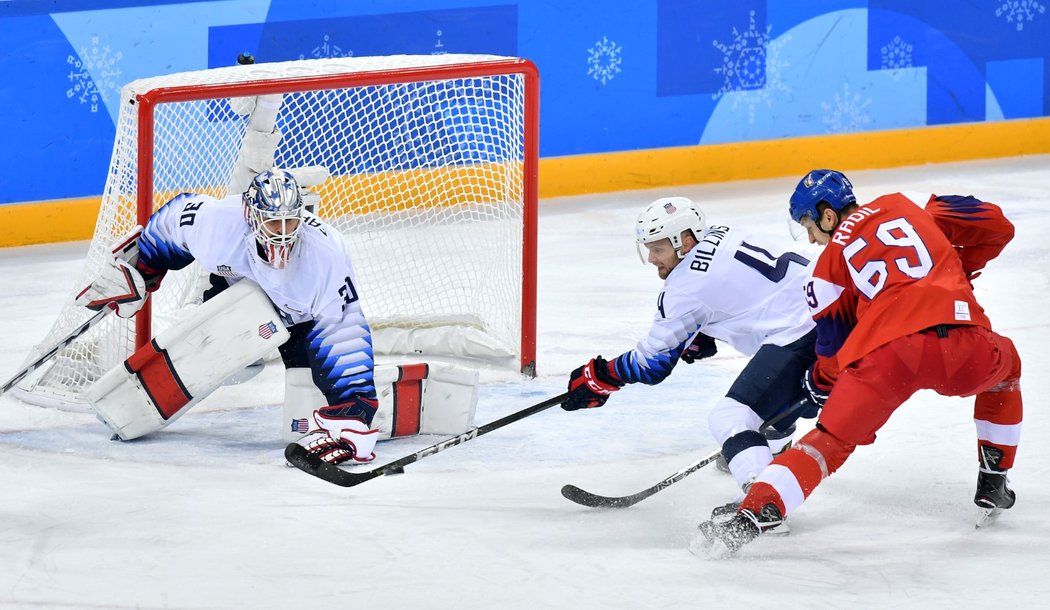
[742,325,1022,517]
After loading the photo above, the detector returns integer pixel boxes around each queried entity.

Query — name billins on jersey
[689,225,730,272]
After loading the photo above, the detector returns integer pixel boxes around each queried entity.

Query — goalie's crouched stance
[75,167,477,465]
[80,275,477,463]
[81,280,478,458]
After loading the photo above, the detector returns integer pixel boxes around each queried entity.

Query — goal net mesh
[17,54,534,409]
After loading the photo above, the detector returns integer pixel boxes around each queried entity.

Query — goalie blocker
[88,281,477,441]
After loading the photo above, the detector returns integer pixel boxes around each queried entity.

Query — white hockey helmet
[243,168,305,269]
[635,196,707,262]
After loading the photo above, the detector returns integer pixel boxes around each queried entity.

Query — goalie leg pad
[283,359,480,440]
[283,367,325,442]
[372,362,479,439]
[283,361,479,442]
[87,281,290,440]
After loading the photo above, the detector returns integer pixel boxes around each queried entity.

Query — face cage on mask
[245,204,302,269]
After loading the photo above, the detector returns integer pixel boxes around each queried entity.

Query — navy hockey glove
[800,365,831,418]
[563,356,624,411]
[681,333,717,364]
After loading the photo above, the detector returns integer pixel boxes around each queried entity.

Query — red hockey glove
[563,356,624,411]
[681,332,717,364]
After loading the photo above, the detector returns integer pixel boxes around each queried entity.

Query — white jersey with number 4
[137,192,375,404]
[611,224,815,385]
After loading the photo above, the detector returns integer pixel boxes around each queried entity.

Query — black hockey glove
[681,332,717,364]
[563,356,624,411]
[800,365,831,418]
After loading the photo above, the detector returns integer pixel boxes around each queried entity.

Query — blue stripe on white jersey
[306,307,376,404]
[613,338,689,385]
[138,193,197,271]
[612,301,703,385]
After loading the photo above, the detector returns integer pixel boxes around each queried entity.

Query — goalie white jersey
[612,224,815,384]
[137,192,375,404]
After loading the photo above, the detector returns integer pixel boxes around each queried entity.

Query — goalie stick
[285,391,569,487]
[1,310,109,398]
[561,397,809,509]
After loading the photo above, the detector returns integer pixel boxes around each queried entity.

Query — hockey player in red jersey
[693,169,1023,558]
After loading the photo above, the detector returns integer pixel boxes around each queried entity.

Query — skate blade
[763,522,791,536]
[975,506,1004,529]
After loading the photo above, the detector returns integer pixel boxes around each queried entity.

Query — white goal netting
[17,54,537,409]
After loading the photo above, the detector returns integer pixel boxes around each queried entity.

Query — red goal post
[18,54,539,410]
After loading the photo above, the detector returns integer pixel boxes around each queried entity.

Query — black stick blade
[560,484,648,509]
[284,443,380,488]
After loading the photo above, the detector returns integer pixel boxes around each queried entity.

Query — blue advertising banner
[1,0,1048,205]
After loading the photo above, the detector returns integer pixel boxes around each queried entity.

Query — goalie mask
[635,196,707,262]
[243,168,305,269]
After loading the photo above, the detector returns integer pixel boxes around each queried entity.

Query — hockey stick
[285,391,569,488]
[560,397,809,509]
[1,309,109,398]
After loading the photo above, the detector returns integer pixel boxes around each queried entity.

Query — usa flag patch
[663,202,677,214]
[291,418,310,433]
[259,321,278,339]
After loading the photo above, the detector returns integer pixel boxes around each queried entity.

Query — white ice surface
[2,157,1049,608]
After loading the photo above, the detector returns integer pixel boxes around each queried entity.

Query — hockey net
[17,54,538,410]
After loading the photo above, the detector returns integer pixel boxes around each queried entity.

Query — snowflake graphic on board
[821,83,872,133]
[995,0,1046,31]
[711,11,791,124]
[299,34,352,60]
[66,36,123,113]
[587,36,622,85]
[880,35,914,80]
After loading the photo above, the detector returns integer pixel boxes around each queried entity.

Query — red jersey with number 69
[805,192,1014,386]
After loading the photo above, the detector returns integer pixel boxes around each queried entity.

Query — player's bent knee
[708,396,762,444]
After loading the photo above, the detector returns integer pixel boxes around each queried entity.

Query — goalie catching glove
[294,394,381,464]
[75,227,165,318]
[563,356,624,411]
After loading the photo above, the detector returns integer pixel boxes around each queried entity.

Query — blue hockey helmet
[788,169,856,224]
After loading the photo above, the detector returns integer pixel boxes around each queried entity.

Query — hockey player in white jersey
[76,168,381,465]
[562,196,820,510]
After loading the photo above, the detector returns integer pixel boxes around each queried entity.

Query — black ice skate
[689,503,784,559]
[710,501,790,535]
[975,445,1016,528]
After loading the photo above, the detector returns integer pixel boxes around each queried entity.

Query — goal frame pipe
[134,58,539,374]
